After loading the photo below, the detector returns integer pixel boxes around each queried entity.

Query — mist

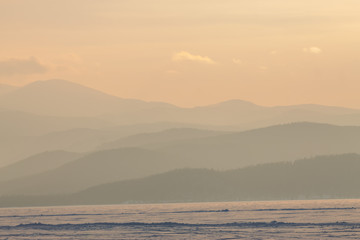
[1,1,360,239]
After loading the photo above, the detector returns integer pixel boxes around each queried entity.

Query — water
[1,199,360,239]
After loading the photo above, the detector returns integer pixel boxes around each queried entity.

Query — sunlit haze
[1,0,360,107]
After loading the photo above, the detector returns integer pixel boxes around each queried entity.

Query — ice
[1,199,360,239]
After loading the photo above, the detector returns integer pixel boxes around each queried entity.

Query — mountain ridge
[2,153,360,207]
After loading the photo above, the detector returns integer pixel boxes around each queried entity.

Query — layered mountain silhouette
[1,79,360,126]
[0,111,112,166]
[150,122,360,169]
[2,154,360,207]
[72,154,360,204]
[0,83,17,96]
[2,79,360,207]
[0,148,187,196]
[98,128,224,150]
[0,110,111,137]
[0,151,82,182]
[2,123,360,196]
[0,124,225,167]
[0,79,175,117]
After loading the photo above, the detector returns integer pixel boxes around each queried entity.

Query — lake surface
[1,199,360,239]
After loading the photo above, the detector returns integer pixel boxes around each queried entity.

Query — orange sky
[1,0,360,107]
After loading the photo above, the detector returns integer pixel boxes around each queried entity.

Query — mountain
[2,122,360,196]
[0,151,82,182]
[0,79,175,117]
[2,154,360,207]
[274,104,360,115]
[98,128,225,150]
[0,148,187,196]
[0,111,113,167]
[28,128,125,153]
[150,122,360,169]
[0,116,230,167]
[179,101,360,126]
[71,153,360,204]
[0,121,227,167]
[2,79,360,127]
[0,83,18,96]
[0,110,112,137]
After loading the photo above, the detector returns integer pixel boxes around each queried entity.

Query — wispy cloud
[172,51,216,64]
[232,58,243,65]
[303,47,322,54]
[0,57,48,76]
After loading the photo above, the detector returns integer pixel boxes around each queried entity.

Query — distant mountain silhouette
[2,154,360,207]
[0,111,112,166]
[0,123,227,167]
[0,148,187,196]
[2,122,360,196]
[275,104,360,115]
[1,79,360,127]
[150,122,360,169]
[0,79,175,117]
[0,83,18,96]
[71,153,360,204]
[0,151,82,182]
[183,101,360,126]
[0,110,111,137]
[98,128,225,150]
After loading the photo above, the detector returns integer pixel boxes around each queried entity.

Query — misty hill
[2,154,360,207]
[29,128,126,153]
[0,148,187,196]
[182,100,360,126]
[2,122,360,196]
[0,122,227,167]
[105,98,360,126]
[0,110,112,137]
[0,118,229,167]
[0,111,113,166]
[11,127,219,163]
[275,103,360,115]
[151,122,360,169]
[71,153,360,204]
[98,128,225,150]
[0,79,175,117]
[0,83,17,96]
[2,79,360,127]
[0,151,82,182]
[0,126,121,167]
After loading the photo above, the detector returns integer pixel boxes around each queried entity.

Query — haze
[3,2,360,239]
[2,0,360,206]
[1,0,360,107]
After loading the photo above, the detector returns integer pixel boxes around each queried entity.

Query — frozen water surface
[1,199,360,239]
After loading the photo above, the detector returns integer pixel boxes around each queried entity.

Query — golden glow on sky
[1,0,360,107]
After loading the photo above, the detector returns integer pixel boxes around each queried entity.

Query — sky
[1,0,360,108]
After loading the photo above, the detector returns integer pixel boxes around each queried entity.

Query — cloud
[303,47,322,54]
[172,51,215,64]
[0,57,48,76]
[232,58,243,65]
